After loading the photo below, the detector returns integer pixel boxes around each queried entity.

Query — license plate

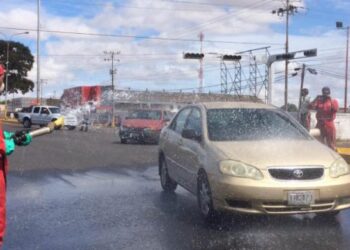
[287,191,314,206]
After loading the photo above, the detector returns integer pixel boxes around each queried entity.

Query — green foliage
[0,40,34,94]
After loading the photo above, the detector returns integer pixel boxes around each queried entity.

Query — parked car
[119,109,172,144]
[158,102,350,221]
[17,105,62,128]
[62,112,79,130]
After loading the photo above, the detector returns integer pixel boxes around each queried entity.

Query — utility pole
[40,79,48,104]
[183,32,205,93]
[336,21,349,112]
[272,1,299,110]
[298,64,306,111]
[199,32,204,93]
[104,51,120,127]
[37,0,41,104]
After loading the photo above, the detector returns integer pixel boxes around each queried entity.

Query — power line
[0,26,283,45]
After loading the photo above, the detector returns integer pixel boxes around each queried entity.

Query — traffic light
[275,52,295,61]
[222,55,242,61]
[303,49,317,57]
[336,21,344,28]
[183,53,204,59]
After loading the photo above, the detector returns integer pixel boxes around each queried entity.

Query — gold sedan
[158,102,350,221]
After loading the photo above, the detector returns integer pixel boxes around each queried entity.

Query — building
[61,85,261,112]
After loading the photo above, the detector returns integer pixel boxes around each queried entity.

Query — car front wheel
[197,172,218,222]
[159,156,177,192]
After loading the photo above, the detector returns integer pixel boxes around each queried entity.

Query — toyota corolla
[158,102,350,221]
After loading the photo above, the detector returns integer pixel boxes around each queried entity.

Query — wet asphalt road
[3,124,350,249]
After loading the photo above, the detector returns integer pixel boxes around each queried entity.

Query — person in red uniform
[309,86,339,150]
[0,64,31,247]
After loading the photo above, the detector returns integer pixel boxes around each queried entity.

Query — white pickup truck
[17,105,62,128]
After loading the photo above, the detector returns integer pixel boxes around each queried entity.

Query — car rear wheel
[197,172,218,222]
[159,156,177,192]
[120,138,127,144]
[23,119,31,128]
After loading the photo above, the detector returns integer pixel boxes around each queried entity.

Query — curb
[0,119,19,125]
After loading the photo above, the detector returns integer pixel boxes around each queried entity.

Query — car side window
[185,108,202,137]
[41,108,49,114]
[170,108,191,134]
[164,111,171,121]
[33,107,40,113]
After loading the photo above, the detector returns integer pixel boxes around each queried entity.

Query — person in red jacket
[0,65,31,247]
[309,86,339,150]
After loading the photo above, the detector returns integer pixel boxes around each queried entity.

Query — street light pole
[284,0,290,111]
[37,0,41,105]
[5,41,9,115]
[336,21,349,112]
[345,26,349,112]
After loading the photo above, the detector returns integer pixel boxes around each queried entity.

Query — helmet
[301,88,309,96]
[322,86,330,96]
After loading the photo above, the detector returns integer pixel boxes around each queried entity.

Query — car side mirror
[182,129,201,142]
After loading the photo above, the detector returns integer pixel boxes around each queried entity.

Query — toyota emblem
[293,169,304,178]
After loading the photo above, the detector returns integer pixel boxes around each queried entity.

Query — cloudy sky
[0,0,349,106]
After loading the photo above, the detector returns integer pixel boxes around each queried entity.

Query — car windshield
[207,108,309,141]
[126,110,161,120]
[49,107,60,114]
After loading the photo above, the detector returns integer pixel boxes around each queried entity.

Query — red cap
[0,65,5,76]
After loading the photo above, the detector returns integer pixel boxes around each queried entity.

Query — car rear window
[207,108,310,141]
[126,110,161,120]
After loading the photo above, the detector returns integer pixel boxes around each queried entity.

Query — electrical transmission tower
[220,47,270,102]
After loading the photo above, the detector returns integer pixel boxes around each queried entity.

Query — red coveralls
[310,97,339,150]
[0,129,8,247]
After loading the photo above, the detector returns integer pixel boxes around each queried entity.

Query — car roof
[198,101,276,110]
[33,105,59,108]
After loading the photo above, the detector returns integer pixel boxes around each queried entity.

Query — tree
[280,103,298,112]
[0,40,34,94]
